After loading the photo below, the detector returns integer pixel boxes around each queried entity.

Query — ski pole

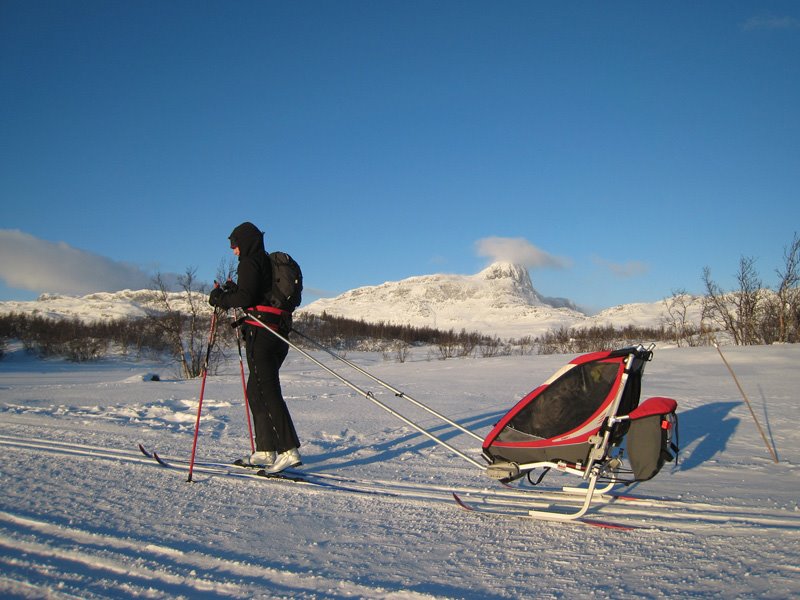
[187,306,222,482]
[290,327,483,442]
[233,310,255,453]
[245,312,485,469]
[713,339,779,463]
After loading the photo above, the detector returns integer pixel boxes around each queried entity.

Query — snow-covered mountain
[0,290,205,322]
[301,261,682,339]
[301,261,592,338]
[0,262,694,339]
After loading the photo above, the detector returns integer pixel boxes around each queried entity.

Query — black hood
[228,222,265,258]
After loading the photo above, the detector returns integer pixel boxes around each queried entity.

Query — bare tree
[702,266,737,343]
[702,257,765,345]
[394,341,410,363]
[514,335,536,356]
[148,268,216,378]
[774,233,800,343]
[662,289,700,347]
[478,336,503,358]
[216,257,237,286]
[734,256,764,345]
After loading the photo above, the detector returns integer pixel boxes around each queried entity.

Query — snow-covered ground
[1,342,798,599]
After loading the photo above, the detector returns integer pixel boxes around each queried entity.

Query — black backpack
[268,251,303,312]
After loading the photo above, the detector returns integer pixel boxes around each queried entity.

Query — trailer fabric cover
[503,361,620,441]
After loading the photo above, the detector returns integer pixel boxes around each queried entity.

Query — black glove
[208,286,224,307]
[222,279,238,293]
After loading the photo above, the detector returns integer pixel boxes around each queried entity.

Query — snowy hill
[301,261,687,339]
[301,262,589,338]
[0,289,207,322]
[0,263,698,339]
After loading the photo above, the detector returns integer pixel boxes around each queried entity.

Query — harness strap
[243,305,290,331]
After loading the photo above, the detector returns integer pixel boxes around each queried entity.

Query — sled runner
[482,344,679,520]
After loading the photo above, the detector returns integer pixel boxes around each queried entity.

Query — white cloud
[0,229,154,295]
[592,255,650,279]
[475,237,571,270]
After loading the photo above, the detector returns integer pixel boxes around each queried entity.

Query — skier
[208,221,301,473]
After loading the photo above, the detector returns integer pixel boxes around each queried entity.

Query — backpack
[268,251,303,312]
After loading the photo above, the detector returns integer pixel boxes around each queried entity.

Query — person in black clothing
[208,222,301,473]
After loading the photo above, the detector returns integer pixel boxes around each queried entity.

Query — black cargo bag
[625,397,679,481]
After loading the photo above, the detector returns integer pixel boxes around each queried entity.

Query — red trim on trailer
[627,396,677,420]
[569,350,614,365]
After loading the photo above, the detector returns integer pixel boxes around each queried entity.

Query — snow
[1,340,799,599]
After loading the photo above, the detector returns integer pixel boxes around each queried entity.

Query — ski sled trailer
[244,311,679,523]
[481,344,679,521]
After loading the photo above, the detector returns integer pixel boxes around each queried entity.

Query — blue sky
[1,1,798,313]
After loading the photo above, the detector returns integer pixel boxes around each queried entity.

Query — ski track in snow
[1,344,800,598]
[0,510,438,600]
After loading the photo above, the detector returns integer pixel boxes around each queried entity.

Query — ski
[138,444,388,495]
[501,479,684,505]
[256,470,309,483]
[229,460,310,483]
[139,444,325,487]
[452,492,641,531]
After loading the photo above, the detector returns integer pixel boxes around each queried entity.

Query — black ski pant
[244,324,300,454]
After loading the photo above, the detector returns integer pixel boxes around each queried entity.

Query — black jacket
[218,222,272,310]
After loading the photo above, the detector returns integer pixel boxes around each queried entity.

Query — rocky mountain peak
[479,261,533,286]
